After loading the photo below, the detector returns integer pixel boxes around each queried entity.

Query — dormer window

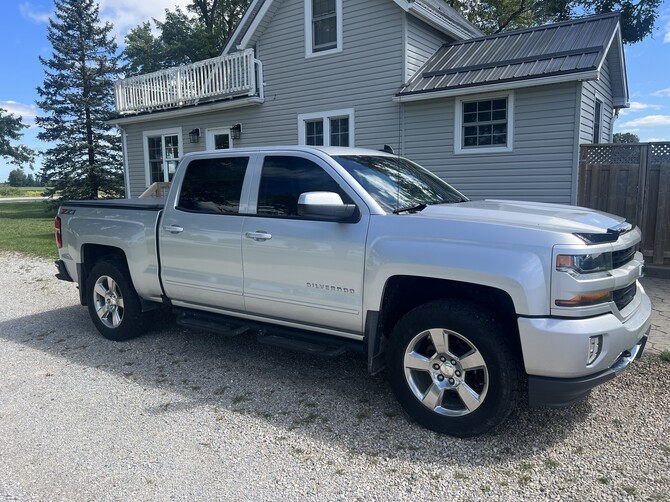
[305,0,342,57]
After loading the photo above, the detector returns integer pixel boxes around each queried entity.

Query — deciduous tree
[613,132,640,143]
[123,0,250,76]
[36,0,124,200]
[450,0,660,44]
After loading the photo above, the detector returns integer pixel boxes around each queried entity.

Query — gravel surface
[0,252,669,501]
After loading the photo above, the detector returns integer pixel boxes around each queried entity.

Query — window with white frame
[593,99,603,144]
[305,0,342,57]
[298,109,354,147]
[143,128,181,185]
[454,93,514,154]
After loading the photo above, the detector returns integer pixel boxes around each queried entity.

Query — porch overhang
[108,96,264,126]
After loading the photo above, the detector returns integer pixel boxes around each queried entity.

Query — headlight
[556,253,612,275]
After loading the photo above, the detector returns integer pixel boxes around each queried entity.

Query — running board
[176,311,250,337]
[173,308,362,357]
[257,331,351,358]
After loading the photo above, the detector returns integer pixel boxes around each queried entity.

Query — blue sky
[0,0,669,183]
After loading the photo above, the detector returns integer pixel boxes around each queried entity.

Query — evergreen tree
[36,0,124,200]
[0,108,34,167]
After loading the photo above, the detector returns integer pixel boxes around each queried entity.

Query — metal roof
[399,13,621,96]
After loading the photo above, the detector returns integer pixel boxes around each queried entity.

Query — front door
[241,153,368,334]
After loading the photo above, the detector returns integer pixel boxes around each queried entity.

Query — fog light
[587,335,603,365]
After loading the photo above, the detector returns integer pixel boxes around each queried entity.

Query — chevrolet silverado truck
[54,146,651,437]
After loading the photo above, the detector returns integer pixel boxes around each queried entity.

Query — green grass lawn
[0,201,58,259]
[0,185,45,197]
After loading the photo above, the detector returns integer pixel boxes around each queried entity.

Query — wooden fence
[578,142,670,265]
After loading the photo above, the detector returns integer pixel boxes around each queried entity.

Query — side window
[177,157,248,214]
[256,156,351,217]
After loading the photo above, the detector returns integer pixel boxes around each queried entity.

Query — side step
[176,311,250,337]
[173,308,362,358]
[257,331,350,358]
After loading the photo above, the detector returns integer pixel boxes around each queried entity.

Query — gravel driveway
[1,252,668,501]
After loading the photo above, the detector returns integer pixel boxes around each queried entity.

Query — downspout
[571,81,584,205]
[117,125,131,199]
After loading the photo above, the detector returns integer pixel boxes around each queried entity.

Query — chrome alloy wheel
[403,328,489,416]
[93,275,125,329]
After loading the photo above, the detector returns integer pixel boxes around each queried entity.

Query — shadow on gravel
[0,305,595,468]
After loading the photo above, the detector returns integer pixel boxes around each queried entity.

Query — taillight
[55,216,62,248]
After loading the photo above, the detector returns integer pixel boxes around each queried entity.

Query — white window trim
[593,93,604,144]
[142,127,182,187]
[454,91,514,155]
[305,0,343,58]
[205,126,234,150]
[297,108,355,147]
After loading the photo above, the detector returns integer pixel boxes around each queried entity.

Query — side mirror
[297,192,358,222]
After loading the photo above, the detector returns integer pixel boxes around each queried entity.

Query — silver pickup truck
[55,146,651,437]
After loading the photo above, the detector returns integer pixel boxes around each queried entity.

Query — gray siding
[405,16,453,81]
[401,83,580,204]
[580,54,614,144]
[123,0,406,197]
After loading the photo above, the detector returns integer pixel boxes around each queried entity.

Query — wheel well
[79,244,128,305]
[379,276,521,348]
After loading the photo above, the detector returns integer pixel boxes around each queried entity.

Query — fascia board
[108,97,264,126]
[222,0,268,54]
[393,71,600,102]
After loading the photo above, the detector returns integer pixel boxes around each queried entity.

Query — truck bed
[62,198,166,211]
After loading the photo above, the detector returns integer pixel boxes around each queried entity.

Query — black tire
[386,300,522,437]
[86,260,147,341]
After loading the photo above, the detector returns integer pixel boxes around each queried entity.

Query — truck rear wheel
[86,260,146,341]
[386,300,522,437]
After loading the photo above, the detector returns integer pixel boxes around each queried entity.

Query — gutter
[393,70,600,102]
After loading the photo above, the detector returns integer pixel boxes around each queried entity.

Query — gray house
[111,0,629,203]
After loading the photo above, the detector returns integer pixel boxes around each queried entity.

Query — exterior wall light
[231,123,242,140]
[189,128,200,143]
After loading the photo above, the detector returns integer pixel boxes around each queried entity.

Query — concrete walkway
[0,197,46,203]
[641,276,670,355]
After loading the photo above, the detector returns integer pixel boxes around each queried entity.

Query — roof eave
[393,70,600,102]
[393,0,483,39]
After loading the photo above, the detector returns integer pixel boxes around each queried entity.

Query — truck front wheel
[386,300,522,437]
[86,260,146,341]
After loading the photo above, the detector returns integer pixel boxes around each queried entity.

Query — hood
[418,199,627,235]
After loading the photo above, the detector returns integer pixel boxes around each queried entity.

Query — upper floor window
[454,92,514,154]
[298,109,354,147]
[305,0,342,57]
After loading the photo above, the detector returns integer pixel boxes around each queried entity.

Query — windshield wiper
[393,203,427,214]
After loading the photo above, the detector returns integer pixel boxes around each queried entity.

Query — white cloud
[20,0,194,42]
[0,101,39,127]
[19,2,51,23]
[653,87,670,97]
[618,102,662,115]
[645,137,670,142]
[618,115,670,128]
[664,16,670,44]
[98,0,192,41]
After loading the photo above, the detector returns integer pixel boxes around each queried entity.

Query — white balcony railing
[114,49,262,115]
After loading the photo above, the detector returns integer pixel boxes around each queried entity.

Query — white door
[206,127,233,150]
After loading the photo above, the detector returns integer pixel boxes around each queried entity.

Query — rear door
[241,153,369,334]
[159,154,253,311]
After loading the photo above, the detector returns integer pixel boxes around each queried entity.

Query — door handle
[163,224,184,234]
[245,231,272,241]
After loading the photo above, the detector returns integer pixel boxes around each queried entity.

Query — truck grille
[613,282,637,311]
[612,246,636,269]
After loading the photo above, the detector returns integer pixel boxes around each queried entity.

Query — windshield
[333,155,467,213]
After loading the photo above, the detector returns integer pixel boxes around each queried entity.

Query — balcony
[114,49,263,115]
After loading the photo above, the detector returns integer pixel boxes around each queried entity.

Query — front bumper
[528,333,648,407]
